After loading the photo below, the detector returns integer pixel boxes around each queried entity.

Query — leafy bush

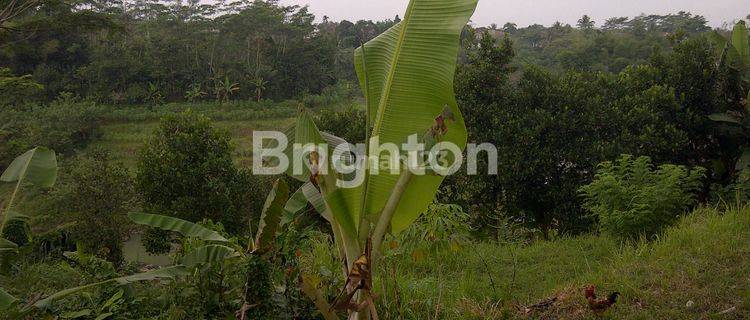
[0,68,43,106]
[296,231,344,305]
[242,255,272,318]
[454,36,693,237]
[53,150,135,265]
[315,105,367,144]
[136,111,254,234]
[397,203,471,250]
[0,101,101,170]
[580,155,706,239]
[1,220,30,248]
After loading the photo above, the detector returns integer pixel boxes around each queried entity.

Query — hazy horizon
[277,0,748,28]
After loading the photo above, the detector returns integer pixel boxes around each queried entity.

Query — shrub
[0,101,101,170]
[136,111,254,234]
[55,150,135,265]
[580,155,706,240]
[242,255,272,318]
[0,68,43,106]
[2,220,30,247]
[315,105,367,144]
[397,203,471,250]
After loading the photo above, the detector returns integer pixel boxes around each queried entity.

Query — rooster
[584,285,619,315]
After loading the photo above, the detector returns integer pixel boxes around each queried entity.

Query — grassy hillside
[2,203,748,319]
[89,102,303,169]
[375,205,750,319]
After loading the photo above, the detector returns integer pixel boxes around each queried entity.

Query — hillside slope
[386,206,750,319]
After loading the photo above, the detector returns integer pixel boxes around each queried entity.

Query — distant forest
[0,0,738,104]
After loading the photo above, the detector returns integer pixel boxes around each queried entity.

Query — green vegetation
[53,150,136,265]
[301,205,750,319]
[580,155,706,240]
[136,112,258,235]
[1,0,749,318]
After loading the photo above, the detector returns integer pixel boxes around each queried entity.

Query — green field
[90,117,296,170]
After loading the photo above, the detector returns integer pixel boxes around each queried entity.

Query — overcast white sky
[278,0,749,28]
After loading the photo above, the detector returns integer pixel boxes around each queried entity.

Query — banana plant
[215,75,240,104]
[0,148,190,318]
[129,178,295,319]
[184,84,207,103]
[2,178,293,318]
[710,21,750,179]
[251,76,268,102]
[0,266,186,318]
[270,0,478,318]
[0,147,57,261]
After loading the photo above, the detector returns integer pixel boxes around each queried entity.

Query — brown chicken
[584,285,620,315]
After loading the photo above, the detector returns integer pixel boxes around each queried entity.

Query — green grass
[89,117,295,169]
[99,100,300,123]
[3,202,748,319]
[372,205,750,319]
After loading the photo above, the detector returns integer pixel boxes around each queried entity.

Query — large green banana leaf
[1,147,57,236]
[181,245,239,267]
[129,213,228,242]
[281,182,334,224]
[281,186,309,226]
[275,112,329,183]
[0,287,19,311]
[278,111,358,236]
[352,0,477,232]
[1,147,58,188]
[730,21,749,69]
[254,179,289,251]
[33,266,187,310]
[301,182,333,222]
[708,113,743,125]
[274,0,477,236]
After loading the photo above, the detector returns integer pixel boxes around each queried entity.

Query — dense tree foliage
[135,111,255,234]
[0,99,101,170]
[490,12,712,73]
[0,0,399,104]
[452,28,747,236]
[55,149,135,265]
